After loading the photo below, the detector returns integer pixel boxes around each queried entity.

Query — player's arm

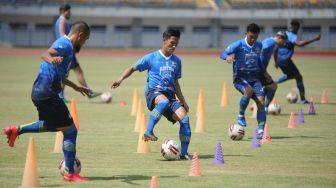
[59,18,66,36]
[219,41,239,64]
[273,46,279,69]
[294,34,321,47]
[111,66,137,89]
[41,48,63,64]
[73,66,89,88]
[175,80,189,112]
[63,78,91,96]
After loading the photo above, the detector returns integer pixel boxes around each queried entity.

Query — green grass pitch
[0,52,336,187]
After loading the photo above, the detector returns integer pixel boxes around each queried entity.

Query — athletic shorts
[234,77,264,99]
[259,73,274,87]
[279,59,301,78]
[145,89,182,124]
[32,97,73,131]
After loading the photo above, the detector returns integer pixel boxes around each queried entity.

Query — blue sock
[257,107,266,131]
[179,116,191,156]
[276,75,288,84]
[62,125,77,174]
[59,90,65,99]
[239,96,250,116]
[146,99,169,133]
[18,120,46,135]
[297,82,306,101]
[265,89,276,108]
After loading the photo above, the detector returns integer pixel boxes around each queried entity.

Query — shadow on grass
[88,174,178,185]
[272,135,325,140]
[198,154,252,159]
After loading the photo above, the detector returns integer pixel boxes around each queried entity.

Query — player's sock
[265,89,276,109]
[18,120,46,135]
[63,125,77,174]
[276,75,288,84]
[59,90,65,99]
[179,115,191,156]
[146,99,169,133]
[257,107,266,135]
[239,96,250,116]
[297,82,306,101]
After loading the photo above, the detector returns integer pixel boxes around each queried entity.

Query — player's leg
[234,78,253,127]
[276,63,295,84]
[143,92,170,141]
[288,62,307,103]
[264,82,277,110]
[252,81,266,139]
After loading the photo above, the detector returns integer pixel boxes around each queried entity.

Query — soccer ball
[101,92,112,103]
[58,157,81,175]
[161,140,180,160]
[268,103,281,115]
[286,92,298,103]
[228,124,245,141]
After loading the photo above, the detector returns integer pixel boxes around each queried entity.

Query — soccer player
[220,23,266,139]
[260,31,288,110]
[4,21,91,182]
[55,4,101,102]
[274,20,321,104]
[111,29,192,160]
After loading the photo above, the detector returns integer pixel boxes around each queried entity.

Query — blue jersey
[135,50,182,94]
[31,36,73,101]
[261,37,276,70]
[55,16,71,39]
[220,38,263,82]
[277,31,297,65]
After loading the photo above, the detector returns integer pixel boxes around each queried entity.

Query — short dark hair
[163,29,180,39]
[70,21,90,35]
[59,4,71,13]
[246,23,260,34]
[291,20,300,27]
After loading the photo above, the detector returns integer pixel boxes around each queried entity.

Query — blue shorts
[145,89,182,124]
[234,78,264,99]
[32,97,73,131]
[279,59,301,78]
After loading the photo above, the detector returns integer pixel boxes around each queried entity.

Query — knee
[244,88,253,97]
[63,125,77,138]
[256,98,265,108]
[271,83,278,90]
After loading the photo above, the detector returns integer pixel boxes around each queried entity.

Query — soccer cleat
[143,131,158,142]
[63,172,90,182]
[257,129,264,140]
[179,154,192,160]
[88,91,102,99]
[300,100,309,104]
[237,115,247,127]
[3,126,19,147]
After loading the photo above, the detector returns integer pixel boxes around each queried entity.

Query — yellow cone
[137,113,151,153]
[196,89,204,117]
[22,137,40,188]
[70,98,80,130]
[134,100,144,132]
[220,82,229,107]
[195,89,206,133]
[131,88,139,116]
[53,131,63,153]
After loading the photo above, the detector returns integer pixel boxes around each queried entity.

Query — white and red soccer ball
[228,124,245,141]
[101,92,112,103]
[286,92,298,103]
[161,140,180,160]
[268,103,281,115]
[58,157,81,175]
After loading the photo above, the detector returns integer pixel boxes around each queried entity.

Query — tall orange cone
[220,82,229,107]
[288,112,297,129]
[70,98,80,130]
[195,89,206,133]
[22,137,40,188]
[131,88,139,116]
[320,89,328,104]
[137,113,151,153]
[134,100,144,132]
[150,176,158,188]
[261,123,272,143]
[196,89,204,117]
[189,152,202,177]
[251,102,257,118]
[53,131,63,153]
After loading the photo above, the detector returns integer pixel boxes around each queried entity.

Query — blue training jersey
[55,16,71,39]
[277,31,297,65]
[135,50,182,94]
[31,36,73,101]
[261,37,276,70]
[220,38,263,82]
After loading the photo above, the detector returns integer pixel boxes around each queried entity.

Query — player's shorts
[259,73,274,87]
[32,97,73,131]
[234,77,264,99]
[279,59,301,78]
[145,89,182,124]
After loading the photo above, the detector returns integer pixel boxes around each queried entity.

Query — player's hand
[314,34,321,41]
[111,79,122,89]
[51,56,63,64]
[226,55,234,64]
[74,86,92,96]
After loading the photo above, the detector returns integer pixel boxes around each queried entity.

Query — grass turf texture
[0,53,336,187]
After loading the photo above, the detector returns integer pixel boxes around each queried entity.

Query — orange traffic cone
[261,123,272,143]
[134,100,144,132]
[150,176,158,188]
[131,88,139,116]
[137,113,151,153]
[196,89,204,117]
[320,89,328,104]
[53,131,63,153]
[195,89,206,133]
[288,112,297,129]
[70,98,80,130]
[220,82,229,107]
[251,102,257,118]
[189,152,202,177]
[21,137,40,188]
